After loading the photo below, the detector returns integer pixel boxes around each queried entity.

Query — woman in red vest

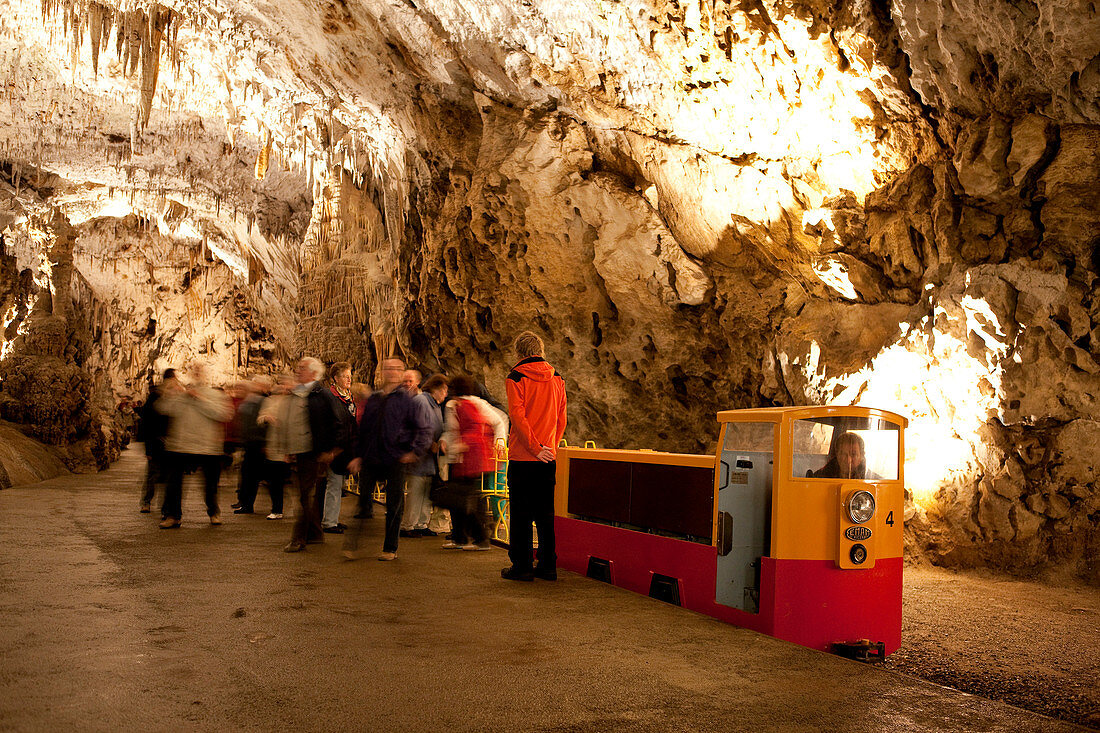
[440,375,507,551]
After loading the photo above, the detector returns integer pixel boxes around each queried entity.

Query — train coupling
[830,639,886,663]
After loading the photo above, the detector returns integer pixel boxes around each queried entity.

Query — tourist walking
[137,368,174,513]
[321,362,358,534]
[233,378,270,514]
[276,358,350,553]
[256,374,298,519]
[401,374,448,537]
[440,375,506,551]
[157,363,234,528]
[344,357,431,561]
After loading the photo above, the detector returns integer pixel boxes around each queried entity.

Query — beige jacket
[157,386,233,455]
[258,391,312,460]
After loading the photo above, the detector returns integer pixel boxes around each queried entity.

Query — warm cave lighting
[0,294,35,361]
[818,295,1009,509]
[812,256,859,300]
[65,198,135,226]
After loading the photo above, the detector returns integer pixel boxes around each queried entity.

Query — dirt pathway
[885,565,1100,729]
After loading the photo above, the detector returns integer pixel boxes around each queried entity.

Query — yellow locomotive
[553,406,907,657]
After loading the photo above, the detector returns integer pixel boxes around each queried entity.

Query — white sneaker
[266,513,283,520]
[441,541,462,549]
[462,543,491,551]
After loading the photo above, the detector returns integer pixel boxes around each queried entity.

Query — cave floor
[0,447,1095,732]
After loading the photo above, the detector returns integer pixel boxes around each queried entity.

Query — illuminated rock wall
[0,0,1095,578]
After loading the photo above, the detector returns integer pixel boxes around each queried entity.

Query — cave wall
[289,0,1099,581]
[0,0,1095,579]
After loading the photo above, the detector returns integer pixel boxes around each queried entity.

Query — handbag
[330,450,352,476]
[429,474,467,511]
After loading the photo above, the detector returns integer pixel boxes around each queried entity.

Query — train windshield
[792,416,900,480]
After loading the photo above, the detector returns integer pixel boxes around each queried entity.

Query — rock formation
[0,0,1095,581]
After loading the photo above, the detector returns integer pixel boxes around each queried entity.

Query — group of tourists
[136,331,567,580]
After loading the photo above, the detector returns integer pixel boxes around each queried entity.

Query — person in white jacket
[439,375,507,551]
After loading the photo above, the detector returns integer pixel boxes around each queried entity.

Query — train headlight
[846,491,876,524]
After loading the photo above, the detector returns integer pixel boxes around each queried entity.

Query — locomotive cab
[715,406,907,653]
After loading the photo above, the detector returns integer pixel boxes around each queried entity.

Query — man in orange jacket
[501,331,567,581]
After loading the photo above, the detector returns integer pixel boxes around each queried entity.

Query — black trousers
[265,459,288,514]
[449,475,489,546]
[290,454,324,545]
[507,460,556,572]
[162,452,223,521]
[346,463,405,553]
[236,443,267,511]
[141,446,167,505]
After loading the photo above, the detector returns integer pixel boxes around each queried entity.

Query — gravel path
[886,565,1100,729]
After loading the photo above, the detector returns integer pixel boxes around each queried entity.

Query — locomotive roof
[716,405,908,427]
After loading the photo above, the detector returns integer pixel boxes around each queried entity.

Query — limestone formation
[0,0,1095,581]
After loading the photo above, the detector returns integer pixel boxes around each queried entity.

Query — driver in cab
[808,432,877,479]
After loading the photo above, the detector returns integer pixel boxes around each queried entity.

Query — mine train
[553,406,908,659]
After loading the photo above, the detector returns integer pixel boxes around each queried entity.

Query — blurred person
[321,362,358,534]
[350,381,374,519]
[117,397,136,444]
[256,374,298,519]
[344,357,431,561]
[401,374,448,538]
[275,357,350,553]
[156,363,234,528]
[136,368,175,513]
[501,331,567,581]
[402,369,422,395]
[440,375,506,551]
[223,381,247,481]
[350,382,371,413]
[233,378,271,514]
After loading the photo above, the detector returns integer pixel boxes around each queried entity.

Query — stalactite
[69,9,80,81]
[255,127,271,180]
[88,3,104,77]
[137,6,170,133]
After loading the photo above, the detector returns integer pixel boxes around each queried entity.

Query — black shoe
[233,507,254,514]
[534,568,558,581]
[323,525,345,534]
[399,529,417,538]
[336,522,348,530]
[231,503,242,509]
[501,566,534,582]
[416,528,437,536]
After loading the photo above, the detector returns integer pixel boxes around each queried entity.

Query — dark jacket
[328,386,358,474]
[236,395,267,446]
[355,386,432,466]
[137,387,170,457]
[307,383,350,457]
